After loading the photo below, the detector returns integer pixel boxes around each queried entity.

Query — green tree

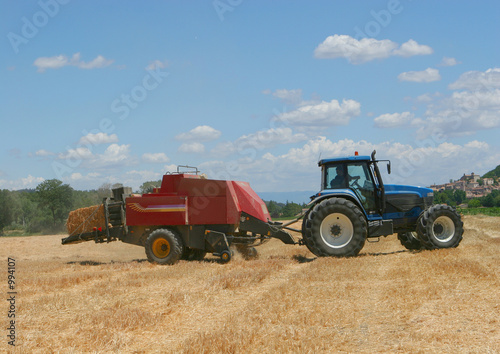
[468,199,481,208]
[282,201,302,217]
[0,190,14,233]
[139,180,162,194]
[453,190,466,205]
[266,200,281,218]
[36,179,73,226]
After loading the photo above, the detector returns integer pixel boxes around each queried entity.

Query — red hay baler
[62,169,296,264]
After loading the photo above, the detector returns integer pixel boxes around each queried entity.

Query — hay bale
[66,205,106,235]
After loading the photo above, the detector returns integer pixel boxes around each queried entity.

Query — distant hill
[483,165,500,178]
[257,191,316,204]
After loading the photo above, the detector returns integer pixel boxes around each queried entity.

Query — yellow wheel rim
[152,238,170,258]
[222,252,229,261]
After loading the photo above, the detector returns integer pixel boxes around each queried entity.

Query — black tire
[220,250,231,263]
[145,229,183,265]
[301,207,317,255]
[417,204,463,249]
[397,232,423,250]
[181,248,207,261]
[303,198,367,257]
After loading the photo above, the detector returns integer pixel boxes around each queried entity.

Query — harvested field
[1,215,499,353]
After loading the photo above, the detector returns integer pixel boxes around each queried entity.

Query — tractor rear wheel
[397,232,423,250]
[303,198,367,257]
[145,229,183,265]
[417,204,463,249]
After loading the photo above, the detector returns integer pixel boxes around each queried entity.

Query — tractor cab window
[325,164,348,189]
[347,163,376,211]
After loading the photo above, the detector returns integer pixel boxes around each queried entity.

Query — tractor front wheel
[303,198,367,257]
[417,204,463,249]
[145,229,183,265]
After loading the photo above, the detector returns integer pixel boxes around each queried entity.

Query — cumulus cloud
[448,68,500,90]
[34,53,114,72]
[57,144,132,168]
[0,175,45,190]
[211,127,308,157]
[175,125,221,142]
[314,35,432,64]
[35,149,54,157]
[178,142,205,154]
[414,89,500,138]
[440,57,460,67]
[142,153,169,163]
[276,99,361,128]
[374,112,414,128]
[264,88,303,105]
[78,132,118,145]
[398,68,441,83]
[212,137,499,192]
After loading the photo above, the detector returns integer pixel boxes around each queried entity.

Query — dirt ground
[1,215,499,353]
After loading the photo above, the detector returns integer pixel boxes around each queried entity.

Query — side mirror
[387,162,391,175]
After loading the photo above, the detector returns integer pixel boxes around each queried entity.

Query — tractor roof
[319,155,371,166]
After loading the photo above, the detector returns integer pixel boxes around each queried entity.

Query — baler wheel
[145,229,183,265]
[220,250,231,263]
[182,248,207,261]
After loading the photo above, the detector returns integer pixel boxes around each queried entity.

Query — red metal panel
[231,181,271,222]
[188,196,227,225]
[126,195,187,226]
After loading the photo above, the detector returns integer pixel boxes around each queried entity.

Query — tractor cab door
[324,162,378,213]
[346,163,377,213]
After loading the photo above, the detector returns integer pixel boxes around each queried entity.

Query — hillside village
[430,172,500,198]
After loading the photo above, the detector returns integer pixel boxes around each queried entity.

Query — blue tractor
[300,151,464,257]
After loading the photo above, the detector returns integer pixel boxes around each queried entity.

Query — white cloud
[276,99,361,127]
[34,53,114,72]
[448,68,500,90]
[78,132,118,146]
[374,112,414,128]
[175,125,221,142]
[35,149,54,157]
[398,68,441,83]
[178,142,205,154]
[57,144,132,168]
[414,88,500,138]
[206,137,500,192]
[265,89,303,105]
[211,127,308,157]
[0,175,45,190]
[392,39,433,57]
[440,57,460,67]
[314,35,432,64]
[142,152,169,163]
[146,60,168,70]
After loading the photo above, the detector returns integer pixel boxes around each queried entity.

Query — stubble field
[1,215,499,353]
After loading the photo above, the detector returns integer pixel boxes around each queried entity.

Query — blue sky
[1,0,500,193]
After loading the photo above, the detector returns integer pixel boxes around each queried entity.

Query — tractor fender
[308,192,368,219]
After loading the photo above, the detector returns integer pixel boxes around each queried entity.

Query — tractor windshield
[324,162,377,212]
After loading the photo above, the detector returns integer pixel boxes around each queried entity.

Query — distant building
[483,177,494,186]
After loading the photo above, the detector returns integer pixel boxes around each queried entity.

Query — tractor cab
[319,151,390,217]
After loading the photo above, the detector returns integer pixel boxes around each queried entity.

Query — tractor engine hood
[384,184,433,198]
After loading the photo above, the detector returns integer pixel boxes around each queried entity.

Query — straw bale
[66,204,106,235]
